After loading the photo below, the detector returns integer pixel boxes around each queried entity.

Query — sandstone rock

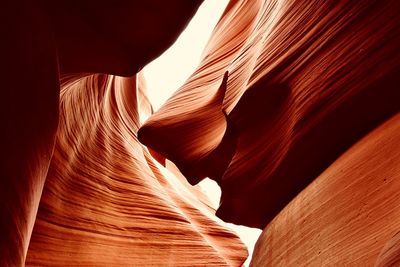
[251,114,400,266]
[139,0,400,228]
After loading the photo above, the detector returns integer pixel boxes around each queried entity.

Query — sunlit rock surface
[3,0,400,265]
[25,74,247,266]
[139,0,400,228]
[2,1,248,266]
[250,114,400,266]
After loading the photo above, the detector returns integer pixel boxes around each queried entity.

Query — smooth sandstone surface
[251,114,400,266]
[2,0,400,265]
[139,0,400,228]
[2,1,248,266]
[25,74,247,266]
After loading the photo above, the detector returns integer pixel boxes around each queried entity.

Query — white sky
[143,0,227,110]
[143,1,261,266]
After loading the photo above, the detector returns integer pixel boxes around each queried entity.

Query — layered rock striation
[26,74,247,266]
[139,0,400,229]
[2,1,248,266]
[251,114,400,266]
[3,0,400,265]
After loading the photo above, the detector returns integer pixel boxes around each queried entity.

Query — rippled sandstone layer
[3,0,400,265]
[139,0,400,229]
[25,74,247,266]
[251,114,400,266]
[2,1,248,266]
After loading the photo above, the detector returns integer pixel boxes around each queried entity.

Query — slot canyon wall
[139,0,400,265]
[2,1,247,266]
[2,0,400,266]
[25,74,247,266]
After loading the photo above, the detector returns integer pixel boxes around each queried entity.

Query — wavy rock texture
[4,0,400,265]
[139,0,400,228]
[375,231,400,267]
[25,74,247,266]
[2,1,249,266]
[250,114,400,266]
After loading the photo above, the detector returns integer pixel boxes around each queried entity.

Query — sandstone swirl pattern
[2,1,248,266]
[139,0,400,229]
[251,114,400,266]
[25,74,247,266]
[3,0,400,265]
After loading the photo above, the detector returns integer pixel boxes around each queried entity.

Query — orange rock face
[139,0,400,228]
[2,1,248,266]
[3,0,400,265]
[250,114,400,266]
[25,74,247,266]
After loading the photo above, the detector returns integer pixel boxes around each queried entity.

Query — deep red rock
[25,74,247,266]
[43,0,204,76]
[250,114,400,266]
[139,0,400,228]
[1,2,59,265]
[3,0,400,265]
[2,1,248,265]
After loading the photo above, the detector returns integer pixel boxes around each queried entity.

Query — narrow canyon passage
[2,0,399,266]
[142,1,262,265]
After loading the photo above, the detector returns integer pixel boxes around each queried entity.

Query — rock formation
[2,0,400,265]
[250,114,400,266]
[25,74,247,266]
[139,0,400,264]
[139,0,400,229]
[2,1,247,266]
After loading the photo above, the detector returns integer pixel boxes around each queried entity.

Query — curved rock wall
[1,2,60,265]
[2,1,248,265]
[25,74,247,266]
[3,0,400,265]
[250,114,400,266]
[139,0,400,228]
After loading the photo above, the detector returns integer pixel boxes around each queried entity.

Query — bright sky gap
[143,1,261,266]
